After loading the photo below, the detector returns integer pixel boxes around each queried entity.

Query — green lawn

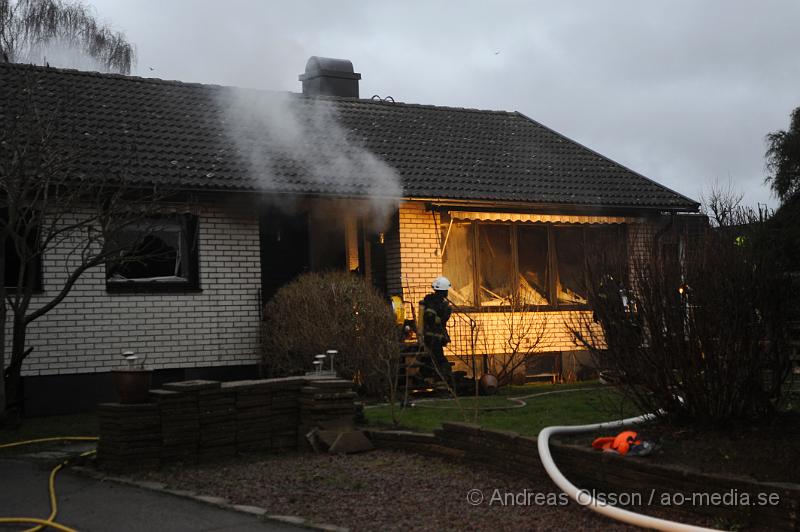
[0,383,636,448]
[365,382,639,436]
[0,412,98,448]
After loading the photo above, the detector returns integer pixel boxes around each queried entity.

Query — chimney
[298,56,361,98]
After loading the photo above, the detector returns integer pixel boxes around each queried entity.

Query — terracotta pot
[112,369,153,404]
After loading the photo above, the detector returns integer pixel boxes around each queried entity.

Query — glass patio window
[477,224,513,306]
[517,225,549,305]
[442,222,475,306]
[554,226,587,304]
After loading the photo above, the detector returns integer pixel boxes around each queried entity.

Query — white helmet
[432,276,452,291]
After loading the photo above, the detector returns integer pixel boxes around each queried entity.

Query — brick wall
[13,196,667,379]
[627,219,660,280]
[394,201,443,299]
[448,310,597,355]
[98,376,358,471]
[9,203,262,377]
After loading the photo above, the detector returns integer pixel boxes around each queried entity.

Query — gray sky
[87,0,800,210]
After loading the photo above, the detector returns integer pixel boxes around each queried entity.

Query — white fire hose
[537,413,724,532]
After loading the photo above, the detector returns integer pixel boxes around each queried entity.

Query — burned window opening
[106,215,199,290]
[357,218,390,296]
[260,209,310,303]
[260,204,392,305]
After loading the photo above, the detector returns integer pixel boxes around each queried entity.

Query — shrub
[261,271,399,396]
[573,222,793,426]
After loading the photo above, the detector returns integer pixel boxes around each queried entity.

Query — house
[1,57,701,414]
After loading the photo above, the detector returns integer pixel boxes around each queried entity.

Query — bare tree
[701,179,746,228]
[1,77,174,423]
[480,294,548,387]
[572,222,791,426]
[0,0,134,73]
[700,178,771,228]
[368,333,404,427]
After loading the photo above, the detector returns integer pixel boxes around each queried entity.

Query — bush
[261,271,399,396]
[573,222,793,426]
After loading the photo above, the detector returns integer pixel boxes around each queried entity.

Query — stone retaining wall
[98,376,357,471]
[367,423,800,531]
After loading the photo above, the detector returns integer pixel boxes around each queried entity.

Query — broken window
[106,215,199,290]
[442,222,474,306]
[554,226,587,304]
[477,224,513,306]
[517,225,549,305]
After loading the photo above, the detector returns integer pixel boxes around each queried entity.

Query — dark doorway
[358,222,388,295]
[259,209,310,304]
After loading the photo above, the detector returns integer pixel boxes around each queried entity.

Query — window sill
[106,282,202,294]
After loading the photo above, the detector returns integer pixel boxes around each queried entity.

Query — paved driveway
[0,459,305,532]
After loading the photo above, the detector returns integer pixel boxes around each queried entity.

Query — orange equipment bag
[591,430,641,455]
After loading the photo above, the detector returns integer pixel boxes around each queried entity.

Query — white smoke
[19,38,111,73]
[215,87,402,230]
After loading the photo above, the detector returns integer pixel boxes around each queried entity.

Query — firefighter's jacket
[420,293,452,346]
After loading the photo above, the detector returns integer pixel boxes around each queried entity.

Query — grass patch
[0,412,98,448]
[365,382,638,436]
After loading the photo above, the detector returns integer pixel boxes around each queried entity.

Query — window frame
[445,220,627,311]
[474,222,515,307]
[105,214,201,294]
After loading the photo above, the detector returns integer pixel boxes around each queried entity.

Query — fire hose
[538,415,723,531]
[0,436,98,532]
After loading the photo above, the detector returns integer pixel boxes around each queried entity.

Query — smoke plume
[215,87,401,229]
[20,38,110,73]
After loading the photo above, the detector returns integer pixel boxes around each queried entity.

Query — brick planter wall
[367,423,800,531]
[98,376,357,471]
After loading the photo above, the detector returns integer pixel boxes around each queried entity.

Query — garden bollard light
[326,350,337,373]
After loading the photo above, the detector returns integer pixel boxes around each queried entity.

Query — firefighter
[420,276,453,379]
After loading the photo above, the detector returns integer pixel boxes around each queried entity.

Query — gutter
[77,182,700,216]
[415,198,698,216]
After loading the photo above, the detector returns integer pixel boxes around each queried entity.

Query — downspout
[653,212,677,249]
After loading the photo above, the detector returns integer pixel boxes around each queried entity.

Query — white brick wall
[10,196,667,379]
[9,203,262,377]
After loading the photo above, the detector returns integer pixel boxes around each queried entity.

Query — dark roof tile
[1,62,698,210]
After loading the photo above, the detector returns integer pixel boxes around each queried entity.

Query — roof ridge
[0,61,517,116]
[340,96,517,116]
[0,61,227,90]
